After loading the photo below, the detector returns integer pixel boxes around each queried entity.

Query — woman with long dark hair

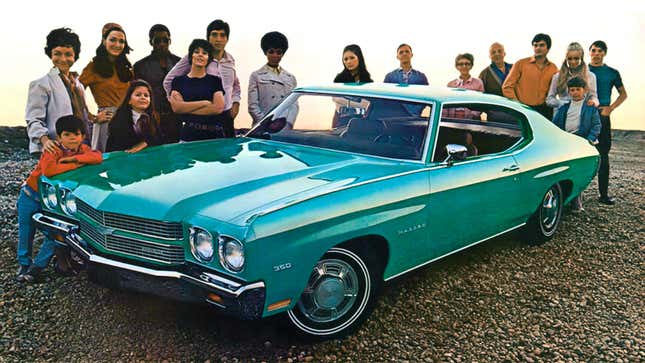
[106,79,164,152]
[332,45,372,128]
[333,44,373,83]
[80,23,134,151]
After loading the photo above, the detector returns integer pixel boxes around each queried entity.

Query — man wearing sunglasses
[247,31,297,125]
[134,24,181,142]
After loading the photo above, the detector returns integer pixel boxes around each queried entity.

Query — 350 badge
[273,263,292,272]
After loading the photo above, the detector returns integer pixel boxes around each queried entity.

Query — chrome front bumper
[33,213,266,319]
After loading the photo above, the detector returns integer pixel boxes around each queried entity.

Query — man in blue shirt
[384,44,429,85]
[588,40,628,205]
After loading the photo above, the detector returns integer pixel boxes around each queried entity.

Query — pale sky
[1,0,643,130]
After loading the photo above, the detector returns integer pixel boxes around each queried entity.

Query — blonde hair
[556,42,589,95]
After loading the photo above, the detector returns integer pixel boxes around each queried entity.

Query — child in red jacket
[17,115,102,283]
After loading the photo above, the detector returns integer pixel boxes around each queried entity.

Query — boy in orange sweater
[17,115,102,283]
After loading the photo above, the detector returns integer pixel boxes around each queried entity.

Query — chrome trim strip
[533,166,569,179]
[33,213,263,297]
[384,223,526,281]
[205,299,227,309]
[33,213,78,233]
[202,272,242,289]
[93,241,181,266]
[102,225,183,241]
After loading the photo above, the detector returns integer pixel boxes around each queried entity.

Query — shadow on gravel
[383,230,524,294]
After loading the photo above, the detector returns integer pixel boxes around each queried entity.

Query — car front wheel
[287,246,380,339]
[524,183,563,245]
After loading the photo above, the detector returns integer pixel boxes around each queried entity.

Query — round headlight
[189,227,214,262]
[218,236,245,272]
[60,188,77,215]
[43,183,58,209]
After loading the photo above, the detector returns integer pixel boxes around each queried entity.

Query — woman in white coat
[25,28,109,156]
[247,31,297,126]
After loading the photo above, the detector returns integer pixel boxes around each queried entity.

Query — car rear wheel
[287,247,380,339]
[524,183,563,245]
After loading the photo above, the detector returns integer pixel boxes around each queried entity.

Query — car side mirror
[444,144,468,165]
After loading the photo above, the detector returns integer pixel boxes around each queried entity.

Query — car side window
[433,103,527,162]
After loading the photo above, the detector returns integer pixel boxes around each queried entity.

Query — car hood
[60,138,420,225]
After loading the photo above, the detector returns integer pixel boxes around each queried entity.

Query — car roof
[295,83,529,109]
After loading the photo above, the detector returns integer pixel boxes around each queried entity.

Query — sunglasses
[267,49,284,55]
[456,62,472,66]
[153,37,170,45]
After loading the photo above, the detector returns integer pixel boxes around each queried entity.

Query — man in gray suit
[247,31,297,126]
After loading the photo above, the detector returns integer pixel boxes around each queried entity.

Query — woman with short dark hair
[26,27,110,156]
[247,31,297,125]
[80,24,134,152]
[169,39,225,141]
[445,53,484,121]
[447,53,484,92]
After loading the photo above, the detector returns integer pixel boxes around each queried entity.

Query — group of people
[338,34,625,210]
[18,21,626,282]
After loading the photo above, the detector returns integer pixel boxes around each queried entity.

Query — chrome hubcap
[298,259,358,323]
[541,188,559,230]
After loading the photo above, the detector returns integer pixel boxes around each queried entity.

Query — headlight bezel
[42,182,58,209]
[218,235,245,273]
[189,226,215,263]
[59,188,77,215]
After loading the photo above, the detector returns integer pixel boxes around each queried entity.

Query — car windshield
[247,92,433,161]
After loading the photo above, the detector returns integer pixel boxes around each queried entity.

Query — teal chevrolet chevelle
[34,83,598,338]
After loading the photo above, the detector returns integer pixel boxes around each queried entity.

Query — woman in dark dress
[106,79,164,152]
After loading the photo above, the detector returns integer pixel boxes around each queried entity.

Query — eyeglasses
[153,37,170,45]
[456,62,472,67]
[267,49,284,55]
[567,57,581,61]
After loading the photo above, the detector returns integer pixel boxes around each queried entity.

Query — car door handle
[502,165,520,172]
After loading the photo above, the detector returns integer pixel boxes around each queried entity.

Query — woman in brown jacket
[80,23,133,151]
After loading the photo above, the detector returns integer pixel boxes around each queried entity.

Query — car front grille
[77,199,183,240]
[79,219,185,265]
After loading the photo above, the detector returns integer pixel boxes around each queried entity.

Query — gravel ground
[0,127,643,362]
